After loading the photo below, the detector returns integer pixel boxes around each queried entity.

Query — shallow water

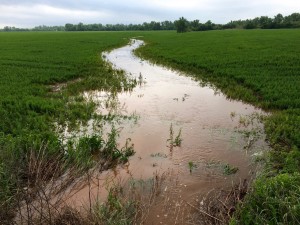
[63,40,269,223]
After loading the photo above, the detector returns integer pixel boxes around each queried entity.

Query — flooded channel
[62,40,269,224]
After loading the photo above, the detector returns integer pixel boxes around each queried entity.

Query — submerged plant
[103,127,135,164]
[167,124,183,150]
[230,111,236,119]
[174,128,182,147]
[65,126,135,171]
[90,188,136,225]
[188,161,196,173]
[150,152,167,158]
[223,164,239,175]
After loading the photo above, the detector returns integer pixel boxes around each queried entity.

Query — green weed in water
[188,161,197,173]
[167,123,183,150]
[223,164,239,175]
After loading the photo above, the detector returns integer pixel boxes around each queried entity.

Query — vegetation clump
[188,161,197,173]
[167,123,183,150]
[223,164,239,175]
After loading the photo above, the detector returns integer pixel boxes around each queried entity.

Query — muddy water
[65,40,268,223]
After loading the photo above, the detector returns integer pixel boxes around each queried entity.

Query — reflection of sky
[1,0,299,28]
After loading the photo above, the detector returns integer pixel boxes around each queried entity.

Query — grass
[0,31,137,222]
[230,173,300,225]
[136,30,300,224]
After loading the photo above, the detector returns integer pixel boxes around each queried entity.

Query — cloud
[0,4,111,27]
[0,0,299,28]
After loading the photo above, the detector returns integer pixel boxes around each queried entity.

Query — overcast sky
[0,0,299,28]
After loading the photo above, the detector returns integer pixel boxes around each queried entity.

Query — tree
[190,20,200,31]
[77,22,84,31]
[274,13,284,24]
[259,16,272,29]
[3,26,11,32]
[161,21,175,30]
[65,23,75,31]
[175,17,189,33]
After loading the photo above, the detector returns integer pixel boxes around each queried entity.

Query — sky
[0,0,299,28]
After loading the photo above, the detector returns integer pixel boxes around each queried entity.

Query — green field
[0,32,137,222]
[0,30,299,224]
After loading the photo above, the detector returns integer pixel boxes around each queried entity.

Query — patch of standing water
[61,39,269,222]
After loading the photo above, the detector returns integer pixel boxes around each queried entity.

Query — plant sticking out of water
[119,138,135,163]
[182,93,189,102]
[92,187,137,224]
[235,112,266,152]
[167,124,183,151]
[102,126,135,164]
[174,128,182,147]
[223,163,239,175]
[188,161,197,173]
[230,111,236,120]
[150,153,168,158]
[65,126,135,170]
[167,123,174,151]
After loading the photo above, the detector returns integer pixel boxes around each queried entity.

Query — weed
[223,164,239,175]
[174,128,182,147]
[92,188,136,225]
[188,161,197,173]
[167,124,183,150]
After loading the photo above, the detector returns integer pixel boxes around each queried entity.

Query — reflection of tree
[138,73,144,87]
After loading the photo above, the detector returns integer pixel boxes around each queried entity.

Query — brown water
[59,40,269,223]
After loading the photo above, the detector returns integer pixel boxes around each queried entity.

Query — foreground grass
[137,30,300,224]
[0,31,138,222]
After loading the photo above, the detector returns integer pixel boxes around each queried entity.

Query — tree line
[175,13,300,32]
[1,13,299,32]
[64,21,175,31]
